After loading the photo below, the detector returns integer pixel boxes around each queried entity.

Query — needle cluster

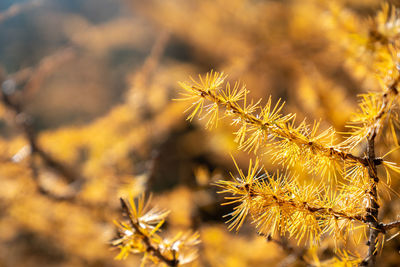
[178,71,399,180]
[217,158,366,245]
[112,195,200,266]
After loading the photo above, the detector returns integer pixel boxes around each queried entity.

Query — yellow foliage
[2,0,400,266]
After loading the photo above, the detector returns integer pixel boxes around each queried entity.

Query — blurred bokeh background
[1,0,400,266]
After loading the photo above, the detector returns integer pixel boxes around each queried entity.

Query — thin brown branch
[360,75,400,267]
[381,220,400,232]
[119,198,179,267]
[275,193,366,224]
[360,135,380,267]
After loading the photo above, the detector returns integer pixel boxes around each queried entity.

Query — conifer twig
[181,75,368,167]
[119,198,179,266]
[215,158,368,245]
[113,196,200,264]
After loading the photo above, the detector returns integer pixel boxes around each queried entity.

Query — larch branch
[119,198,179,267]
[192,85,368,166]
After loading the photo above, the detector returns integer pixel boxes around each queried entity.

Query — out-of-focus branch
[127,31,169,112]
[0,0,44,24]
[0,88,81,184]
[4,47,76,98]
[20,47,76,96]
[132,31,170,87]
[0,61,84,202]
[265,235,307,266]
[381,220,400,232]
